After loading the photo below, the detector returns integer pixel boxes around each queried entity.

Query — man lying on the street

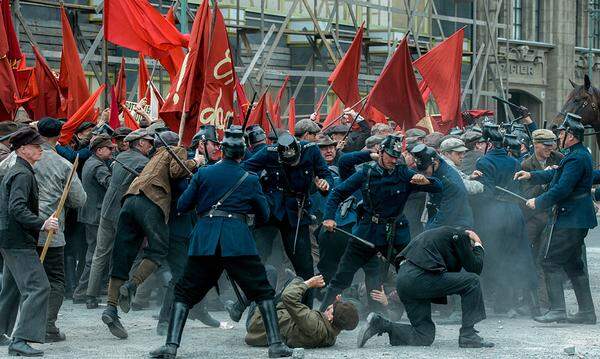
[357,226,494,349]
[246,275,359,349]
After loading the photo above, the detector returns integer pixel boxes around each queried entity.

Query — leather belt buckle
[371,216,379,224]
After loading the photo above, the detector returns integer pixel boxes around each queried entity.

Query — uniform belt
[201,209,248,223]
[369,215,400,225]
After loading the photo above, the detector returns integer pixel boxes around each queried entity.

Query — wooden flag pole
[40,155,79,263]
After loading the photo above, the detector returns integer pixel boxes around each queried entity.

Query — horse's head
[555,74,600,129]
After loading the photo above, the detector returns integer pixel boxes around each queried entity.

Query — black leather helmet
[502,133,521,157]
[246,124,267,145]
[221,127,246,159]
[410,144,438,171]
[482,123,503,144]
[557,113,585,141]
[277,132,301,165]
[380,134,404,158]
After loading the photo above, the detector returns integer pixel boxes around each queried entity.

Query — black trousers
[158,234,190,323]
[36,246,65,333]
[268,218,314,282]
[174,247,275,307]
[110,195,169,280]
[542,228,588,279]
[392,262,486,346]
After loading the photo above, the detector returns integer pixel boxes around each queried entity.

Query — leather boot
[45,290,66,342]
[318,286,342,312]
[534,272,567,323]
[118,281,137,314]
[568,275,596,324]
[149,302,189,359]
[357,312,391,348]
[86,295,99,309]
[458,327,494,348]
[224,300,247,322]
[101,304,128,339]
[8,338,43,357]
[258,300,293,358]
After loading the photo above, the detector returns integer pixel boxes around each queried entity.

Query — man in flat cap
[33,118,87,342]
[405,128,426,144]
[73,135,115,304]
[86,129,153,309]
[519,129,563,312]
[0,128,59,356]
[294,119,321,142]
[325,124,349,152]
[112,127,133,153]
[0,122,20,162]
[439,138,484,195]
[460,131,488,175]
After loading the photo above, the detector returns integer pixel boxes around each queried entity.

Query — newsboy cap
[90,134,115,150]
[440,138,468,153]
[37,117,64,138]
[10,127,45,150]
[532,129,556,145]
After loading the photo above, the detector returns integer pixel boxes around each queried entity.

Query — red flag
[0,4,18,121]
[26,46,62,120]
[313,89,328,122]
[1,0,22,64]
[122,106,140,130]
[366,35,425,127]
[115,57,127,105]
[161,7,187,86]
[138,53,150,102]
[59,84,105,145]
[418,80,431,104]
[287,97,296,134]
[328,22,363,107]
[322,98,343,130]
[234,78,249,125]
[196,2,236,134]
[247,91,270,133]
[165,7,177,25]
[272,75,289,127]
[463,109,494,120]
[413,28,465,126]
[160,0,211,145]
[109,86,120,129]
[59,7,90,118]
[13,66,38,105]
[104,0,188,59]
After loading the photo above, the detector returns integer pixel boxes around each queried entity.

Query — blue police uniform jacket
[529,142,597,229]
[243,141,333,226]
[177,159,270,256]
[324,162,442,247]
[426,159,474,230]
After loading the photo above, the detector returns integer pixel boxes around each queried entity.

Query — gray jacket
[78,154,111,225]
[441,154,484,195]
[35,143,87,247]
[100,148,149,222]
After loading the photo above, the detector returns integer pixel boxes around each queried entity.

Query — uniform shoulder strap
[212,171,249,210]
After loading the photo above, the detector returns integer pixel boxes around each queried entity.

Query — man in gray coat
[0,128,59,356]
[73,135,114,303]
[35,118,87,342]
[85,129,153,308]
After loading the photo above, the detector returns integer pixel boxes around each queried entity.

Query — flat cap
[405,128,427,139]
[440,138,468,152]
[423,132,445,149]
[532,129,556,145]
[10,127,45,150]
[76,121,95,134]
[461,130,485,144]
[316,134,337,147]
[294,119,320,136]
[113,127,133,139]
[90,134,115,150]
[146,121,169,136]
[0,121,21,141]
[37,117,64,138]
[325,124,349,135]
[124,129,153,142]
[365,135,384,149]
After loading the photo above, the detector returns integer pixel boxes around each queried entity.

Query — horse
[556,74,600,149]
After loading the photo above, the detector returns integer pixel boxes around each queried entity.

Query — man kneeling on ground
[246,275,359,348]
[358,226,494,349]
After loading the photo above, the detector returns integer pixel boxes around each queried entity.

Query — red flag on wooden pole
[366,34,425,128]
[322,98,343,130]
[26,46,62,120]
[138,53,150,102]
[272,75,289,127]
[247,91,270,134]
[328,22,363,107]
[58,6,90,118]
[1,0,22,64]
[59,84,105,145]
[108,86,120,129]
[0,3,18,121]
[115,57,127,105]
[287,97,296,134]
[413,27,465,127]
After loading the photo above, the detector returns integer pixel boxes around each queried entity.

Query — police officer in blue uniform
[149,127,293,359]
[243,132,333,307]
[246,125,268,155]
[190,125,221,165]
[410,144,474,230]
[516,113,597,324]
[319,135,443,311]
[475,124,537,314]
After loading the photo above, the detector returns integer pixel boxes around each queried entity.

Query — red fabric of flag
[413,28,465,127]
[161,6,187,86]
[115,57,127,105]
[287,97,296,134]
[272,75,289,127]
[13,65,38,105]
[196,2,236,134]
[234,78,249,125]
[247,91,270,134]
[0,4,18,121]
[1,0,22,63]
[26,46,62,120]
[366,35,425,128]
[109,86,120,129]
[322,98,343,130]
[328,23,363,107]
[122,106,140,130]
[138,53,150,102]
[160,0,211,145]
[59,84,105,145]
[59,7,90,118]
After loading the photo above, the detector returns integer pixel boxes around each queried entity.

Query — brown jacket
[520,150,563,219]
[126,146,197,221]
[245,280,340,348]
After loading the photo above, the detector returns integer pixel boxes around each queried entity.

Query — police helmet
[410,144,438,171]
[277,132,301,165]
[557,113,585,141]
[246,124,267,145]
[221,127,247,159]
[379,134,404,158]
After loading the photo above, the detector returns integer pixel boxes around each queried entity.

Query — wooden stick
[40,155,79,263]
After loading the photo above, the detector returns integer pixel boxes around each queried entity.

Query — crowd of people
[0,102,597,358]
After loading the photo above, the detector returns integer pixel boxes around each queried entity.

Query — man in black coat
[357,226,494,349]
[0,128,59,356]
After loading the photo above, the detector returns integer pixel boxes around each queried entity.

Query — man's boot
[149,302,189,359]
[258,300,293,358]
[45,291,66,342]
[357,312,391,348]
[318,286,342,312]
[458,327,494,348]
[119,259,157,314]
[534,272,567,323]
[8,338,43,357]
[568,275,596,324]
[86,295,99,309]
[102,305,128,339]
[224,300,247,322]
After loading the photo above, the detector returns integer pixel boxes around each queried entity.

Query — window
[535,0,542,42]
[512,0,522,40]
[593,0,600,49]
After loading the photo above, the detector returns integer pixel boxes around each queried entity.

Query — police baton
[494,186,528,203]
[332,226,375,249]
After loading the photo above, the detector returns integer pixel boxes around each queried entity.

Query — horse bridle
[558,95,599,121]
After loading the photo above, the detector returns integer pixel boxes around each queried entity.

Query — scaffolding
[11,0,514,116]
